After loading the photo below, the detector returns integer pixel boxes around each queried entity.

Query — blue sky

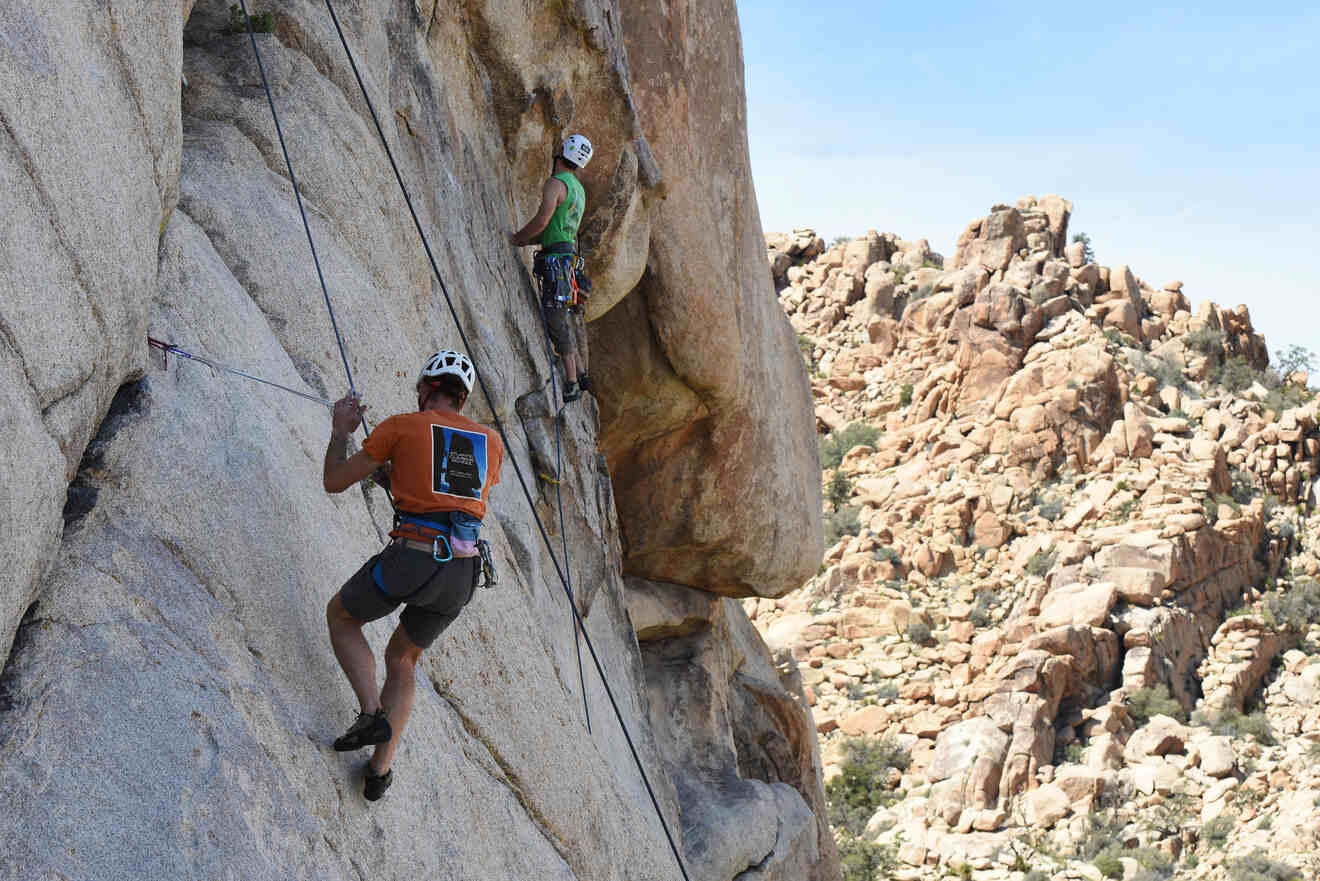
[736,1,1319,362]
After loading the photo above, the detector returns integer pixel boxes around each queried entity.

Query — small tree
[1275,344,1317,380]
[1071,231,1096,263]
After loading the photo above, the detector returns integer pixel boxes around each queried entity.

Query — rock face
[595,0,823,600]
[755,202,1320,877]
[0,2,834,881]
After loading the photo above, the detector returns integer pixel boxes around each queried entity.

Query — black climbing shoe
[562,380,581,402]
[333,709,391,752]
[364,765,393,802]
[577,373,591,393]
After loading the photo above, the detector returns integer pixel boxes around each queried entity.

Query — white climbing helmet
[561,133,593,169]
[418,350,475,393]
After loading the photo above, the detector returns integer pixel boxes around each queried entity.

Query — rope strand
[319,3,689,876]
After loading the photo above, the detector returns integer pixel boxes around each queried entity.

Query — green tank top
[539,172,585,248]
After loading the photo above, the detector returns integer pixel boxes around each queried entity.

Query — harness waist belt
[540,241,575,254]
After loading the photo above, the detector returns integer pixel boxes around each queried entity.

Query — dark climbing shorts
[337,541,478,648]
[541,302,578,359]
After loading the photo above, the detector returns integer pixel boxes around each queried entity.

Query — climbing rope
[147,337,333,407]
[535,300,591,734]
[316,3,690,877]
[236,0,355,396]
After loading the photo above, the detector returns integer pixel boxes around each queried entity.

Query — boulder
[1038,582,1118,629]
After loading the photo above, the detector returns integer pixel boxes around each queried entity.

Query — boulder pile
[754,196,1320,878]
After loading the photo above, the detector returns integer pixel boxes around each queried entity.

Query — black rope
[236,0,356,396]
[536,295,590,733]
[319,3,689,877]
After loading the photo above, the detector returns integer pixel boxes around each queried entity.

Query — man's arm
[323,395,383,493]
[511,177,566,245]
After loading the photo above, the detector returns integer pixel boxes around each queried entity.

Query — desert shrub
[1023,872,1050,881]
[827,471,854,508]
[836,835,897,881]
[1093,854,1123,879]
[824,505,862,546]
[872,546,900,564]
[1194,707,1275,745]
[1186,326,1226,357]
[1126,685,1186,725]
[891,264,908,284]
[970,590,997,627]
[1037,498,1065,522]
[825,737,911,836]
[1201,812,1234,847]
[1132,352,1189,391]
[1212,355,1260,393]
[797,333,816,369]
[227,4,274,32]
[1264,383,1314,416]
[1263,579,1320,633]
[1229,468,1258,504]
[820,423,881,470]
[846,682,866,701]
[910,283,935,302]
[831,235,852,247]
[1274,344,1317,378]
[1071,231,1096,263]
[1227,850,1302,881]
[872,681,899,701]
[899,383,914,407]
[906,617,932,645]
[1026,547,1058,578]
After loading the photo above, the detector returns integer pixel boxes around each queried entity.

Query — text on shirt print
[431,424,488,500]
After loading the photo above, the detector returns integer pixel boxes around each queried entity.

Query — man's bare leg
[370,625,424,774]
[327,595,381,714]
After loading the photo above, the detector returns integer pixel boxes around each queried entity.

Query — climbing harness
[534,250,586,307]
[146,337,334,408]
[228,4,691,877]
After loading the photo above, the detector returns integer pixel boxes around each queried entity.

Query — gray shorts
[337,541,477,648]
[541,303,589,369]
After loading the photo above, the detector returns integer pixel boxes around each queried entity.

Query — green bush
[1227,850,1302,881]
[1025,547,1057,578]
[891,264,908,284]
[827,471,854,508]
[1133,352,1189,391]
[1126,685,1186,724]
[227,4,274,32]
[1194,707,1275,745]
[1186,326,1225,357]
[873,681,899,701]
[824,505,862,546]
[1212,355,1261,393]
[836,835,897,881]
[1263,578,1320,634]
[969,590,996,627]
[899,383,914,407]
[820,423,881,470]
[872,546,900,564]
[1093,854,1123,879]
[1037,498,1064,522]
[906,617,932,645]
[1229,468,1258,504]
[825,737,912,836]
[831,235,853,247]
[1201,812,1234,847]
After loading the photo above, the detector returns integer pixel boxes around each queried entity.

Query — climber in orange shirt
[321,350,504,801]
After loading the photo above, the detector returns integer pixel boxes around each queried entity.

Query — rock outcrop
[0,3,834,880]
[755,200,1320,878]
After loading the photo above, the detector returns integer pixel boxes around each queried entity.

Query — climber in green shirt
[512,134,594,402]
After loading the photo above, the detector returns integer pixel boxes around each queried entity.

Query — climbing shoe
[364,765,393,802]
[333,709,391,751]
[562,380,581,402]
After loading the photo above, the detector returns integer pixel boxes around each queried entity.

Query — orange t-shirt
[363,410,504,521]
